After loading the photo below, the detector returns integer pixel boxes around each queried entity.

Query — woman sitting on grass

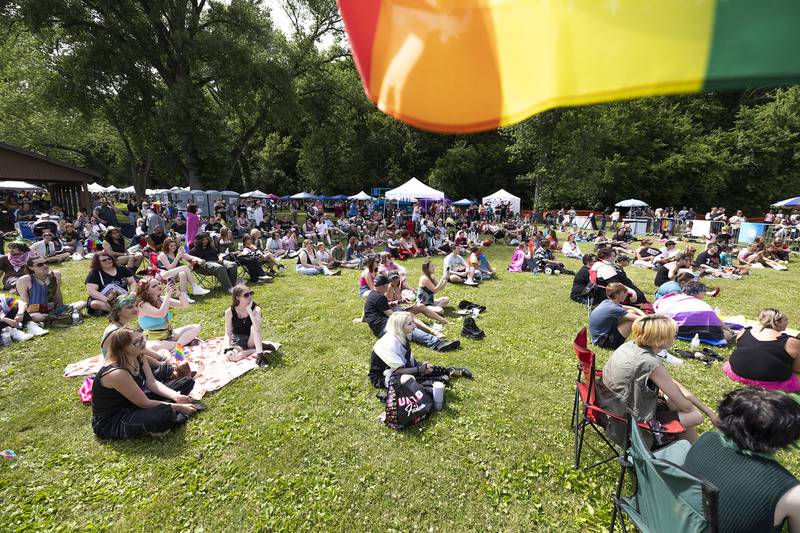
[241,233,281,275]
[561,233,582,259]
[724,308,800,392]
[0,242,32,291]
[397,232,418,259]
[654,271,696,300]
[387,271,448,327]
[417,260,449,311]
[266,231,287,259]
[101,295,191,380]
[368,311,471,389]
[633,238,661,269]
[91,328,198,440]
[601,315,719,447]
[156,237,210,303]
[738,243,788,270]
[86,252,137,315]
[359,255,379,298]
[136,276,201,350]
[296,239,341,276]
[223,285,269,366]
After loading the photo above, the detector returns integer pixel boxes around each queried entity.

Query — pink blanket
[62,336,280,399]
[507,248,525,272]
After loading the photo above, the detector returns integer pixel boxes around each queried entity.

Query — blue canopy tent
[330,194,349,200]
[452,198,475,207]
[772,196,800,208]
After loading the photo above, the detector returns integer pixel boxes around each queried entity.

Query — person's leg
[110,404,177,438]
[409,326,440,348]
[433,296,450,308]
[90,299,111,314]
[247,322,263,355]
[617,319,633,339]
[172,324,201,346]
[222,260,239,286]
[410,304,447,325]
[205,262,233,291]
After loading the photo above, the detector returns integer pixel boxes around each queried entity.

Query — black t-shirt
[105,236,127,254]
[171,221,187,234]
[147,232,167,248]
[189,245,220,262]
[695,251,720,268]
[205,221,222,233]
[654,264,670,287]
[570,265,590,301]
[364,291,390,337]
[86,266,133,292]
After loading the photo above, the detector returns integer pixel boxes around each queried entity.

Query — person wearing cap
[29,230,71,263]
[363,274,459,352]
[102,226,143,270]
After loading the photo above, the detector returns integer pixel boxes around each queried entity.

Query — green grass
[1,241,798,531]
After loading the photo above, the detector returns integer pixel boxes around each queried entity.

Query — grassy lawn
[1,240,798,531]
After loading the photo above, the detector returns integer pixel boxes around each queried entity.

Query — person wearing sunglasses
[136,276,201,349]
[86,253,137,315]
[91,328,198,440]
[223,285,268,366]
[15,257,85,335]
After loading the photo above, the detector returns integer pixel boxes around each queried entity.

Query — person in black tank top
[683,388,800,532]
[224,285,267,365]
[91,329,198,439]
[726,309,800,390]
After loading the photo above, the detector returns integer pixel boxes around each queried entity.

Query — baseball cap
[374,275,390,286]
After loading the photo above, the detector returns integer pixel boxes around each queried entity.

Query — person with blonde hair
[725,308,800,391]
[223,285,268,366]
[368,311,471,389]
[91,328,198,439]
[601,315,719,446]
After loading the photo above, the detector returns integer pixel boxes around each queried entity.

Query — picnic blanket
[63,336,280,400]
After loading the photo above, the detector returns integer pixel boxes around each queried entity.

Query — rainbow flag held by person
[174,344,187,362]
[0,294,18,313]
[338,0,800,133]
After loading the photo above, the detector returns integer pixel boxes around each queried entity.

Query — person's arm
[15,277,30,316]
[223,308,234,347]
[52,272,64,306]
[86,282,107,302]
[157,251,178,269]
[102,241,120,258]
[650,368,719,423]
[183,252,205,265]
[247,304,263,328]
[104,366,194,411]
[139,295,173,318]
[774,485,800,532]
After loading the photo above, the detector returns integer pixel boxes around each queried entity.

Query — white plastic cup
[432,382,445,411]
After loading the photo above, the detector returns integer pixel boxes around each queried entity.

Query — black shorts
[595,327,626,350]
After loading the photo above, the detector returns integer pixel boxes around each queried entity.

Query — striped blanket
[653,292,727,346]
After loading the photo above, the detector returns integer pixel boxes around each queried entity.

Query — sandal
[702,347,724,361]
[674,349,695,360]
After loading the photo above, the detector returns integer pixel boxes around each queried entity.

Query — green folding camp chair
[610,414,719,533]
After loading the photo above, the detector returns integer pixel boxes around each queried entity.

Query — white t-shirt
[443,254,466,272]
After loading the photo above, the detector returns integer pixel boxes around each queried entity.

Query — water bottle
[690,334,700,350]
[713,306,721,315]
[1,328,11,347]
[71,310,80,325]
[432,382,445,411]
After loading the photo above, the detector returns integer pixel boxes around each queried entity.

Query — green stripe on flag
[704,0,800,91]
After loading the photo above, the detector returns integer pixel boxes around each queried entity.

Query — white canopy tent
[384,178,444,202]
[120,185,136,193]
[0,180,45,191]
[615,199,648,208]
[482,189,521,214]
[290,192,315,200]
[348,191,373,201]
[242,190,268,199]
[87,182,105,193]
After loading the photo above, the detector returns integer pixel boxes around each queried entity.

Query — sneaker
[182,293,196,304]
[464,279,479,286]
[258,275,273,282]
[191,284,210,296]
[657,349,684,365]
[26,322,49,336]
[432,323,444,332]
[255,353,269,367]
[10,328,33,342]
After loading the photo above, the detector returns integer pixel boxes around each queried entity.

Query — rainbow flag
[174,344,187,362]
[338,0,800,133]
[2,294,18,311]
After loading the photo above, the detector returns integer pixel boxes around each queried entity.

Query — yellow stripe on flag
[366,0,717,132]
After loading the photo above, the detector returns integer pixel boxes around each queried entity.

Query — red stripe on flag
[337,0,381,96]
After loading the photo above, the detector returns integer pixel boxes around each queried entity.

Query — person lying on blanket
[368,312,471,389]
[223,285,269,367]
[101,295,191,381]
[91,328,198,440]
[652,281,735,345]
[136,276,202,350]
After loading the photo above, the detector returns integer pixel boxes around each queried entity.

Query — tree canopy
[2,0,800,212]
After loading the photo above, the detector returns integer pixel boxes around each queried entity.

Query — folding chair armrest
[635,420,686,434]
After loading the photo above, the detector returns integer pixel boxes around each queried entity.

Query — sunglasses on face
[242,292,253,298]
[133,336,146,347]
[32,262,47,268]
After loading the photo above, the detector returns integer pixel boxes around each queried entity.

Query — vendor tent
[87,182,105,193]
[290,192,316,200]
[0,180,45,191]
[120,185,136,193]
[348,191,373,201]
[452,198,475,207]
[384,178,444,202]
[482,189,521,214]
[241,190,268,199]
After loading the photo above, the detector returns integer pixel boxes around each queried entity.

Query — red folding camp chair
[137,252,162,279]
[572,328,686,469]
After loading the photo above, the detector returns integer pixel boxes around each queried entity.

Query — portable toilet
[221,190,240,214]
[190,189,209,216]
[206,189,223,217]
[173,190,192,211]
[157,191,171,205]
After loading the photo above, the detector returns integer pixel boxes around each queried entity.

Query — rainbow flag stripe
[338,0,800,133]
[174,344,187,362]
